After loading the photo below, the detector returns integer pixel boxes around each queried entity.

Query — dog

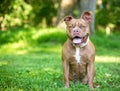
[62,11,95,90]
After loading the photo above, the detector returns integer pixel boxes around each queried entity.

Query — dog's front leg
[62,60,69,88]
[87,61,95,90]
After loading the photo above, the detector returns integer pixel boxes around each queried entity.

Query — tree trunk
[56,0,96,34]
[56,0,76,25]
[77,0,96,34]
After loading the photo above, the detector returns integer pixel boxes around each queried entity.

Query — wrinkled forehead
[68,19,86,26]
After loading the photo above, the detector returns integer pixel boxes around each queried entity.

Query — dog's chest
[73,47,81,63]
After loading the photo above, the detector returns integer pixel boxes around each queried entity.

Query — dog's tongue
[73,38,82,44]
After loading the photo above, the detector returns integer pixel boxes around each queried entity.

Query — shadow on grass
[0,27,66,55]
[90,33,120,57]
[0,27,120,57]
[0,27,66,45]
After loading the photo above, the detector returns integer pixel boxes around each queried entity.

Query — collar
[80,37,89,48]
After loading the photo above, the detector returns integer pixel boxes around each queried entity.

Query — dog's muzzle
[72,34,89,45]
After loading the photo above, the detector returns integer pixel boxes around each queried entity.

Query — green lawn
[0,27,120,91]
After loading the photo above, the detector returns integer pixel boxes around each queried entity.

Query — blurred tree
[0,0,120,32]
[0,0,58,30]
[0,0,14,30]
[26,0,58,27]
[77,0,96,34]
[0,0,13,15]
[56,0,96,34]
[56,0,76,24]
[96,0,120,32]
[0,0,33,30]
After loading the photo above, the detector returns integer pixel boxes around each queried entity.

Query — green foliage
[1,0,120,32]
[0,0,33,28]
[29,0,58,26]
[0,27,66,46]
[0,0,13,15]
[96,0,120,31]
[0,28,120,90]
[0,0,58,30]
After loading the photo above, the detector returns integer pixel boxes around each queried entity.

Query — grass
[0,27,120,91]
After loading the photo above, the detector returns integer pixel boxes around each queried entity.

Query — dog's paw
[65,83,69,89]
[89,85,94,90]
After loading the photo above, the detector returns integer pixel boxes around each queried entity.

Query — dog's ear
[64,16,73,24]
[81,11,92,23]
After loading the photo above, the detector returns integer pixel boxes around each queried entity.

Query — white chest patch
[74,47,81,63]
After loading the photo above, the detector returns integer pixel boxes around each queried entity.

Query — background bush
[0,0,120,32]
[0,0,58,29]
[95,0,120,31]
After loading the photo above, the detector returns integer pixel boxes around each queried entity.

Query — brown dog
[62,11,95,90]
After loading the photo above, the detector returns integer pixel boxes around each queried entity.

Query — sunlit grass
[0,61,8,66]
[32,28,65,40]
[96,56,120,63]
[0,40,28,54]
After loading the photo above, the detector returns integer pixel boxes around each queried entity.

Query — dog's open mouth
[72,34,89,45]
[73,36,82,45]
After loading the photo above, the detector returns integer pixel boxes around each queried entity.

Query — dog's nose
[73,29,80,33]
[72,29,80,36]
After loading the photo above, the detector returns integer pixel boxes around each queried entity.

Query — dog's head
[64,11,92,46]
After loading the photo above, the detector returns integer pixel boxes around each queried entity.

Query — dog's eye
[68,26,73,28]
[80,25,86,29]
